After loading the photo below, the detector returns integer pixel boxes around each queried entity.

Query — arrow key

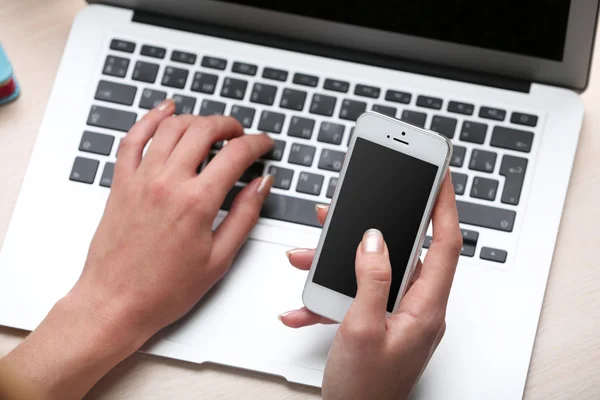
[480,247,507,263]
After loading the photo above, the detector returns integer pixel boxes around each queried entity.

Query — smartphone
[302,112,452,322]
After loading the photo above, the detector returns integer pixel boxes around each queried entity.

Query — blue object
[0,43,20,105]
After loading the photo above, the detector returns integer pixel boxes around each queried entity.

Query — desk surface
[1,1,600,398]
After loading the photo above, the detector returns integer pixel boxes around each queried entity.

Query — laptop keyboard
[71,38,541,263]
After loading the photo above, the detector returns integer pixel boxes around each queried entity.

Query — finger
[209,175,273,268]
[198,133,274,211]
[165,116,246,177]
[141,114,196,169]
[113,99,175,186]
[316,204,328,225]
[286,248,315,271]
[278,307,336,328]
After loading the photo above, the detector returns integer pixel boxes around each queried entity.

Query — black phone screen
[313,137,439,312]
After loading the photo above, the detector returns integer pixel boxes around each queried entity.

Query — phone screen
[313,137,439,312]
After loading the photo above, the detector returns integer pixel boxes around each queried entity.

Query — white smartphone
[302,112,453,322]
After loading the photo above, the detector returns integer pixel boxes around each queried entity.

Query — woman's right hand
[280,174,462,400]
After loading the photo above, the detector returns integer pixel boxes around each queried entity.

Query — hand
[280,174,462,400]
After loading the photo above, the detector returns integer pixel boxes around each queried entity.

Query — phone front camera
[402,132,406,136]
[387,135,390,138]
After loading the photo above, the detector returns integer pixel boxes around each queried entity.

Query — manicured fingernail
[156,98,174,111]
[362,229,384,253]
[285,248,311,259]
[278,311,294,321]
[257,174,274,195]
[315,204,327,212]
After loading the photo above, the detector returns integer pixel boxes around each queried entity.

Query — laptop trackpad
[164,238,336,373]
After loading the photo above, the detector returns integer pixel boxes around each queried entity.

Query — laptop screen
[221,1,571,61]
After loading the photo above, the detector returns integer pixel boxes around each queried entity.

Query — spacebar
[456,200,516,232]
[221,186,321,228]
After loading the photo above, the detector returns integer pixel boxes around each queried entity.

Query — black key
[288,116,315,139]
[297,172,324,196]
[258,111,285,133]
[310,94,337,117]
[400,110,427,128]
[491,126,534,153]
[139,88,167,109]
[70,157,99,184]
[317,122,345,145]
[240,162,264,183]
[191,72,218,94]
[262,67,288,82]
[447,101,474,115]
[140,44,166,59]
[460,121,487,144]
[102,55,129,78]
[221,78,248,100]
[288,143,316,166]
[423,236,433,249]
[173,94,196,115]
[222,187,321,227]
[162,66,189,89]
[470,177,499,201]
[416,95,443,110]
[372,104,397,118]
[199,99,226,116]
[324,79,349,93]
[499,155,528,205]
[132,61,159,83]
[250,83,278,105]
[99,162,115,188]
[318,149,345,172]
[280,89,307,111]
[480,247,508,263]
[451,172,467,195]
[87,105,137,132]
[326,177,338,198]
[461,243,476,257]
[479,106,506,121]
[230,105,255,128]
[450,146,466,167]
[110,39,135,53]
[430,116,457,139]
[511,112,538,127]
[268,166,294,190]
[469,149,497,173]
[456,200,515,232]
[385,90,411,104]
[79,131,114,156]
[263,139,286,161]
[340,99,367,121]
[95,80,137,106]
[202,56,227,70]
[232,62,257,76]
[354,84,380,99]
[293,73,318,87]
[461,229,479,244]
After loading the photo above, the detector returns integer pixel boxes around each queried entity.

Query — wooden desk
[1,1,599,398]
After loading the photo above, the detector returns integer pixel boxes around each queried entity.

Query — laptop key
[162,66,189,89]
[132,61,159,83]
[479,106,506,121]
[324,79,349,93]
[173,94,196,115]
[416,95,443,110]
[70,157,99,184]
[355,84,380,99]
[140,44,166,59]
[87,105,137,132]
[450,145,466,167]
[221,78,248,100]
[102,56,129,78]
[280,88,307,111]
[202,56,227,70]
[456,200,516,232]
[258,111,285,133]
[191,72,218,94]
[318,122,345,145]
[95,80,137,106]
[310,94,337,117]
[470,177,499,201]
[263,139,286,161]
[469,149,497,173]
[318,149,345,172]
[251,83,278,106]
[461,229,479,244]
[99,162,115,188]
[430,116,457,139]
[171,50,196,65]
[293,73,319,87]
[385,90,411,104]
[461,243,476,257]
[79,131,114,156]
[480,247,508,263]
[297,172,324,196]
[230,105,255,128]
[511,112,538,127]
[451,172,467,195]
[372,104,397,118]
[288,116,315,139]
[232,62,257,76]
[499,155,528,205]
[491,126,534,153]
[262,67,288,82]
[110,39,135,53]
[340,99,367,121]
[199,99,226,116]
[240,162,265,183]
[268,166,294,190]
[139,88,167,110]
[400,110,427,128]
[326,177,338,198]
[460,121,487,144]
[447,101,474,115]
[288,143,316,166]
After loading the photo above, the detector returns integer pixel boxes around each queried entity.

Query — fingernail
[278,311,294,321]
[362,229,384,253]
[285,248,311,259]
[156,98,174,111]
[315,204,327,212]
[257,174,274,195]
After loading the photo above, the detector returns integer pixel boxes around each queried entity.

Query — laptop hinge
[132,10,531,94]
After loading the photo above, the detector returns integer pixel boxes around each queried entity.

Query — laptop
[0,1,596,398]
